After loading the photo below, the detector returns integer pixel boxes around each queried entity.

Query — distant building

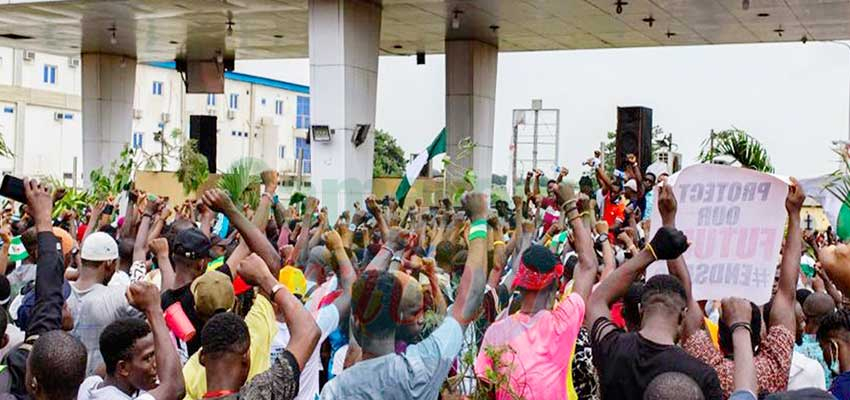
[0,47,311,187]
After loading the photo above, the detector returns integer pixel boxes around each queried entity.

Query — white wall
[0,101,16,172]
[20,51,80,94]
[0,48,14,86]
[21,105,81,179]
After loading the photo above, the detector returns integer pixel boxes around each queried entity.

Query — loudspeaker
[190,115,217,173]
[616,107,653,173]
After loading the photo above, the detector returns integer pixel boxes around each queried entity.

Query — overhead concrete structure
[2,0,849,199]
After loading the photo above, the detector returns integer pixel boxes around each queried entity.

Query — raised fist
[648,226,689,260]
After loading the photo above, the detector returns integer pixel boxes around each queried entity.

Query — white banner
[646,164,789,305]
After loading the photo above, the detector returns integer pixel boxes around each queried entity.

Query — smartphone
[0,175,27,204]
[103,204,115,215]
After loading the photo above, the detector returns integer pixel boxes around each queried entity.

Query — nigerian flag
[7,236,27,262]
[395,128,447,207]
[800,176,850,241]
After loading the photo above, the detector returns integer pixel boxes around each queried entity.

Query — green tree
[697,128,774,173]
[373,129,406,177]
[175,138,209,195]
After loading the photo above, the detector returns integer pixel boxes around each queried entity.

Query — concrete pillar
[445,40,498,191]
[81,53,136,183]
[308,0,381,216]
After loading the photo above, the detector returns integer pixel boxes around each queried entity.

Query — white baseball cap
[81,232,118,261]
[624,179,638,192]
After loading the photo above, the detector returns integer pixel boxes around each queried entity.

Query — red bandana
[513,260,564,291]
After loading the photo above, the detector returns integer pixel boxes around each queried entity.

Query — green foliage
[175,139,209,195]
[139,128,183,171]
[698,128,774,173]
[0,132,14,159]
[217,157,267,208]
[89,145,135,200]
[826,141,850,208]
[51,187,92,219]
[442,137,477,202]
[373,130,406,177]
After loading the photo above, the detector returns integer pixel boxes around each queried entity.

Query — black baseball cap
[173,227,212,260]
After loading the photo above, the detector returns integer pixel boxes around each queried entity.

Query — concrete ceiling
[0,0,846,62]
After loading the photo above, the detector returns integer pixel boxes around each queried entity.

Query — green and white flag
[800,176,850,241]
[395,128,447,207]
[8,236,27,262]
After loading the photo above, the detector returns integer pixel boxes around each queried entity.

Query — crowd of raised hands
[0,148,847,400]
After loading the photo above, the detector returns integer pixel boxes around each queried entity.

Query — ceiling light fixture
[742,0,750,11]
[666,29,677,39]
[642,15,655,27]
[615,0,629,14]
[801,35,808,44]
[452,10,463,30]
[774,25,784,37]
[108,24,118,45]
[226,19,234,36]
[757,13,770,17]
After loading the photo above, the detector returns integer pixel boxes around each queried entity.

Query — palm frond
[217,157,267,207]
[698,129,774,172]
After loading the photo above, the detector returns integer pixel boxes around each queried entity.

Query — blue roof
[147,61,310,94]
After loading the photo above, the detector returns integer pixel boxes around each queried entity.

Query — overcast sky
[237,40,850,180]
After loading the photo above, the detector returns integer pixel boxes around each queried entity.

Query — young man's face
[127,333,158,391]
[547,182,558,195]
[643,175,656,190]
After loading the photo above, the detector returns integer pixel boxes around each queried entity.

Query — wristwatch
[269,283,284,298]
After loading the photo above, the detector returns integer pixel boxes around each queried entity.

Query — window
[207,94,216,106]
[152,81,163,95]
[275,100,284,116]
[261,98,266,106]
[279,145,285,159]
[295,137,311,174]
[42,65,56,84]
[229,94,239,110]
[132,132,144,149]
[296,96,310,129]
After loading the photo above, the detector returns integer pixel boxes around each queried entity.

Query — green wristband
[468,230,487,241]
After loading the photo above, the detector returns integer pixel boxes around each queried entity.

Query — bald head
[644,372,704,400]
[804,293,836,320]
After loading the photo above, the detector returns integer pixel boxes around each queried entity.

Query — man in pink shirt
[475,183,598,400]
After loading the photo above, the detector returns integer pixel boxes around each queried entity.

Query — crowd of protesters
[0,149,845,400]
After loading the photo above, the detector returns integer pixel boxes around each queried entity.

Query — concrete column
[81,53,136,183]
[308,0,381,216]
[445,40,498,191]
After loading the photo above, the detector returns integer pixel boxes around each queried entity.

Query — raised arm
[769,178,804,332]
[0,224,12,276]
[365,195,390,240]
[238,253,320,369]
[83,200,106,243]
[22,178,66,338]
[586,226,689,328]
[290,197,318,267]
[450,193,489,329]
[133,197,161,263]
[655,183,704,341]
[127,282,185,400]
[558,182,598,302]
[323,230,356,318]
[201,189,282,277]
[723,297,758,396]
[149,238,175,292]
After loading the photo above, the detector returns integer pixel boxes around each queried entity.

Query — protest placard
[646,164,789,305]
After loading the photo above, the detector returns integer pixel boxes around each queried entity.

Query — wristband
[468,219,488,242]
[493,240,506,247]
[729,322,752,335]
[644,243,658,260]
[269,283,284,299]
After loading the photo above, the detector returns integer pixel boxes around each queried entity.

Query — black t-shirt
[590,317,723,400]
[161,263,233,358]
